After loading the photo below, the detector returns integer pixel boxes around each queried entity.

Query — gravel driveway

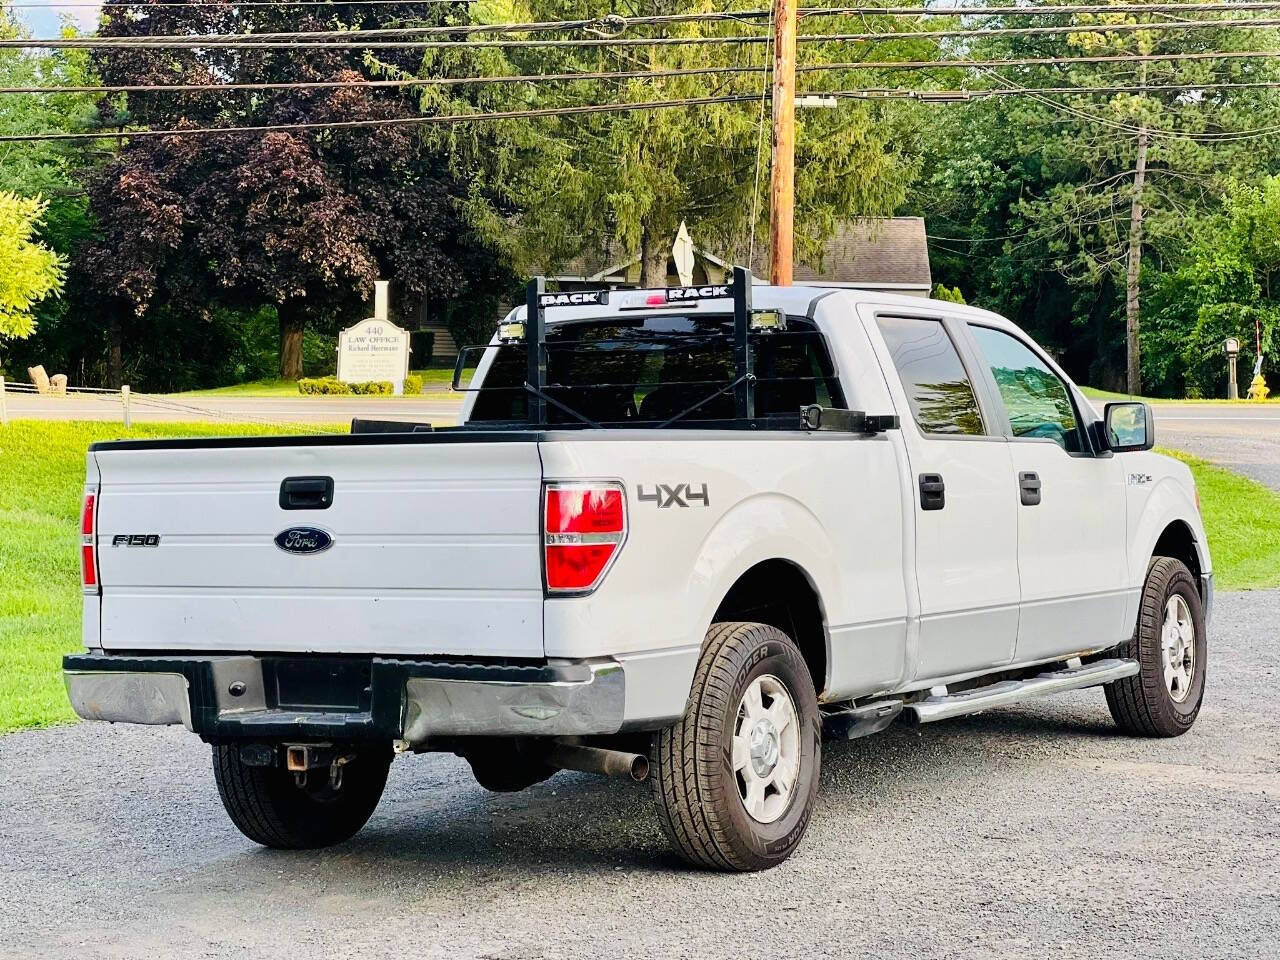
[2,591,1278,960]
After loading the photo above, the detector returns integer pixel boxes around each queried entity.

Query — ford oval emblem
[275,527,333,555]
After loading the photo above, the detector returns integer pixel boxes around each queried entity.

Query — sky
[13,0,103,37]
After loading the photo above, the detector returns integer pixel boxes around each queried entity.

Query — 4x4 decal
[637,484,710,508]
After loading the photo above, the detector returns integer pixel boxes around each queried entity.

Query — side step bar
[905,658,1139,725]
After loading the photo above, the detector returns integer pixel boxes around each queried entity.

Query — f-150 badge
[637,484,710,508]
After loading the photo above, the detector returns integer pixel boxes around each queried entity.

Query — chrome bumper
[63,654,627,742]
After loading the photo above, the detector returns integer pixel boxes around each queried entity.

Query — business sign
[337,317,410,394]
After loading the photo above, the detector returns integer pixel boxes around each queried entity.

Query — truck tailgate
[90,438,545,657]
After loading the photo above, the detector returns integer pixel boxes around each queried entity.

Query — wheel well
[1153,520,1202,581]
[712,560,826,693]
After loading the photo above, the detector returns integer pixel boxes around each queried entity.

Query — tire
[1105,557,1207,737]
[212,742,392,849]
[651,622,821,872]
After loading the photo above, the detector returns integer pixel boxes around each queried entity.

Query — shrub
[349,380,393,395]
[402,373,424,395]
[298,377,351,395]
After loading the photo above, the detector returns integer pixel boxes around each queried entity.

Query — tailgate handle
[280,476,334,510]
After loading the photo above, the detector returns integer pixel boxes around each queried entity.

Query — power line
[7,16,1280,49]
[8,1,1280,13]
[3,49,1279,95]
[6,79,1280,142]
[21,2,1280,42]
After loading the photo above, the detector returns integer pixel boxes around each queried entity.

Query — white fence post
[121,384,131,428]
[0,375,7,426]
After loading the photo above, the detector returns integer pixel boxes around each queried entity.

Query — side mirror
[1104,401,1155,452]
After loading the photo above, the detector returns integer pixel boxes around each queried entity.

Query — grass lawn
[1081,386,1280,405]
[0,420,337,735]
[172,367,461,397]
[2,421,1278,734]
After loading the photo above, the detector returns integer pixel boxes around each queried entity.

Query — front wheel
[1105,557,1207,737]
[212,742,391,849]
[651,622,821,871]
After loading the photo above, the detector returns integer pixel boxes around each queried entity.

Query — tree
[911,3,1280,392]
[0,9,101,369]
[0,192,65,338]
[412,2,934,283]
[82,1,514,383]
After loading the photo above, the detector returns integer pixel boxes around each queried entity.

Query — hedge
[298,377,394,395]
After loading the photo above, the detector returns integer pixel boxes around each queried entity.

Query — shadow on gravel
[225,698,1122,878]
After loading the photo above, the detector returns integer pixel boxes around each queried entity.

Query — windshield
[465,313,843,426]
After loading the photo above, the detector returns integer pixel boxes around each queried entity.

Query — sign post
[1224,337,1240,400]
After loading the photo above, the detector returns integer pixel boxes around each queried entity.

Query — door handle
[280,476,334,510]
[1019,471,1042,506]
[919,473,946,511]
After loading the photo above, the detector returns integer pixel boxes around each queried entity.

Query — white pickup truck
[65,272,1211,871]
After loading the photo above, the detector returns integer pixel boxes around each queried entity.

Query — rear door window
[875,315,986,436]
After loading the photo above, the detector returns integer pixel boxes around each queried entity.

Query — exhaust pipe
[546,743,649,782]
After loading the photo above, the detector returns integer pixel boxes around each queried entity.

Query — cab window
[969,325,1083,453]
[876,315,986,436]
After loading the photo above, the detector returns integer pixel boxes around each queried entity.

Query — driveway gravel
[2,590,1278,960]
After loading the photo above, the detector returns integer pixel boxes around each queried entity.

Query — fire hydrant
[1248,373,1270,401]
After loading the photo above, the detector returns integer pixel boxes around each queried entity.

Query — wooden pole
[770,0,797,286]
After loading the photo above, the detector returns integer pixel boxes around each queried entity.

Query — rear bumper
[64,653,626,742]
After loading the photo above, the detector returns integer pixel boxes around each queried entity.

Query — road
[2,588,1277,960]
[1,390,464,427]
[1151,404,1280,492]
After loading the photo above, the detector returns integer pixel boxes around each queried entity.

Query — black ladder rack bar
[731,265,754,421]
[525,276,547,426]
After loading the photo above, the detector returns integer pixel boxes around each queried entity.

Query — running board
[904,658,1139,725]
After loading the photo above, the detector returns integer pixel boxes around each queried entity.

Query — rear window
[466,314,843,426]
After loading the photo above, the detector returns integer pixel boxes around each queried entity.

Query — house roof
[542,217,931,289]
[750,217,931,288]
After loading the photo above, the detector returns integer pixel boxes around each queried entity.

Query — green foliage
[413,2,930,280]
[402,373,424,395]
[1143,176,1280,398]
[297,377,393,395]
[0,192,65,339]
[931,284,966,304]
[909,7,1280,392]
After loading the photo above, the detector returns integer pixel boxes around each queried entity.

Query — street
[1,589,1277,960]
[1153,405,1280,492]
[2,389,465,427]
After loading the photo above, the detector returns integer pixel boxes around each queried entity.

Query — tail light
[81,487,99,595]
[543,482,627,595]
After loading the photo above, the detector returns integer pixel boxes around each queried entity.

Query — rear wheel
[212,742,391,849]
[1105,557,1207,737]
[651,621,821,871]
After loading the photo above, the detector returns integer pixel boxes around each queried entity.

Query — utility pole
[769,0,797,286]
[1124,61,1149,396]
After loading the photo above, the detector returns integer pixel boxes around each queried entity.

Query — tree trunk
[106,312,123,389]
[1125,124,1149,396]
[279,302,305,381]
[639,225,669,288]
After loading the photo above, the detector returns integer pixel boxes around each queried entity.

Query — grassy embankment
[2,422,1278,733]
